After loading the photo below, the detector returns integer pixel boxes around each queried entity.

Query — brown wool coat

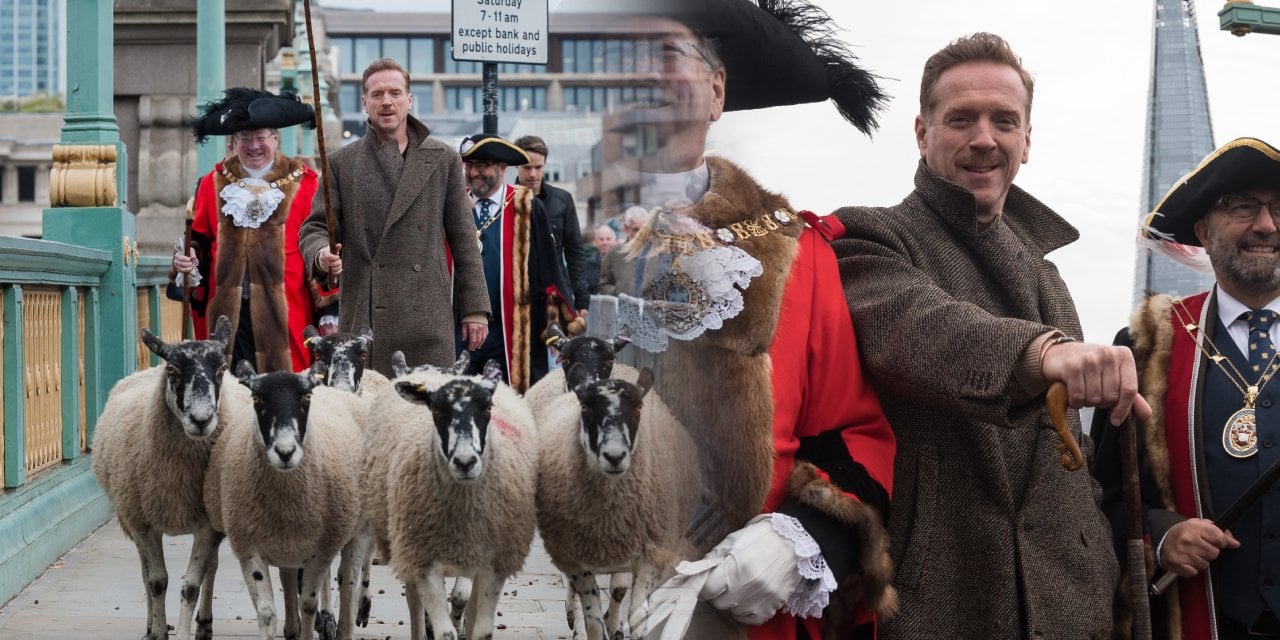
[832,161,1119,639]
[299,116,489,376]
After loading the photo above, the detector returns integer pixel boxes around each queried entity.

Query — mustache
[957,152,1004,166]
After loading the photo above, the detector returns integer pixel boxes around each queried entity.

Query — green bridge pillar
[196,0,227,171]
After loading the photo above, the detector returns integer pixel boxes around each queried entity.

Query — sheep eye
[303,393,312,403]
[252,396,262,405]
[166,365,179,377]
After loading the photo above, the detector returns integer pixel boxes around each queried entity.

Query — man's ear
[708,67,726,124]
[1194,217,1211,248]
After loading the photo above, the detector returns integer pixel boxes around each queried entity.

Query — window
[339,83,360,117]
[354,37,380,73]
[410,82,433,116]
[408,38,435,74]
[18,166,36,202]
[546,162,563,183]
[444,40,482,74]
[330,37,353,75]
[381,38,408,67]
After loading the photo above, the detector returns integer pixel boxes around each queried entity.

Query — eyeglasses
[1215,194,1280,221]
[625,40,713,74]
[234,133,276,146]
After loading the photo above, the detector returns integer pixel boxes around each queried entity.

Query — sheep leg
[625,562,661,639]
[569,571,609,640]
[334,537,363,640]
[239,554,278,640]
[313,564,337,640]
[280,566,302,640]
[419,569,459,640]
[604,573,629,640]
[565,580,583,638]
[464,571,503,640]
[174,527,220,640]
[450,575,472,635]
[347,528,374,628]
[194,532,222,640]
[131,528,168,640]
[406,579,426,640]
[298,558,329,640]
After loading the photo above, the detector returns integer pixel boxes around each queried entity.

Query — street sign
[451,0,549,65]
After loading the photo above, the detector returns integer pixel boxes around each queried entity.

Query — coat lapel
[381,141,437,241]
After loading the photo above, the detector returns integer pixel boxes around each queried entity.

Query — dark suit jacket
[519,179,585,309]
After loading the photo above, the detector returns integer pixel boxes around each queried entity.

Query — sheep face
[549,327,630,390]
[304,325,372,393]
[236,362,321,471]
[141,315,233,439]
[572,375,651,477]
[395,378,496,482]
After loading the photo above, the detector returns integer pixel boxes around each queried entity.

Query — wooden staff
[302,0,338,289]
[181,196,195,340]
[1045,381,1085,471]
[1120,414,1153,640]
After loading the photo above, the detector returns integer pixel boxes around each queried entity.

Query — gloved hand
[630,514,820,638]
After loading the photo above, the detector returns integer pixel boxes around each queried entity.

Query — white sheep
[204,362,366,640]
[535,367,703,640]
[375,366,538,640]
[524,326,632,415]
[91,317,235,640]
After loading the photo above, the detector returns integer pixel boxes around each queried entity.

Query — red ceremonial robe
[189,154,318,372]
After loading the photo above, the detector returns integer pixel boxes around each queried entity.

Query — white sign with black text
[451,0,549,65]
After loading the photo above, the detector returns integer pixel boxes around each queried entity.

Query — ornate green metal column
[196,0,227,171]
[1220,1,1280,35]
[43,0,136,410]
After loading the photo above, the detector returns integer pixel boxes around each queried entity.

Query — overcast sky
[325,0,1280,342]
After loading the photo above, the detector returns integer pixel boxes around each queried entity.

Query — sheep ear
[481,360,504,383]
[612,326,633,354]
[141,328,169,359]
[358,325,373,341]
[210,315,234,344]
[391,351,410,377]
[636,368,655,398]
[309,360,329,385]
[235,360,257,386]
[452,350,472,375]
[395,380,431,406]
[478,378,498,394]
[566,362,591,390]
[303,325,320,341]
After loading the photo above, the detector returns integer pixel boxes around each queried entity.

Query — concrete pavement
[0,517,576,640]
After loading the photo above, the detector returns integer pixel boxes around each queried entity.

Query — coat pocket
[892,451,938,593]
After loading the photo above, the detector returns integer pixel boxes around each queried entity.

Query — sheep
[535,366,703,640]
[524,325,632,415]
[373,365,538,640]
[90,316,235,640]
[204,361,366,640]
[302,324,389,399]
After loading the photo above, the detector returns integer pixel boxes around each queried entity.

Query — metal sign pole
[483,62,498,136]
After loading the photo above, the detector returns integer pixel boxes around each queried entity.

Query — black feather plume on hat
[189,87,316,145]
[758,0,886,135]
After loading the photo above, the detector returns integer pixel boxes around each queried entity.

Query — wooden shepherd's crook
[1046,381,1085,471]
[303,0,338,290]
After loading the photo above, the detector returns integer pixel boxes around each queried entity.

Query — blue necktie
[476,198,492,226]
[1243,309,1278,374]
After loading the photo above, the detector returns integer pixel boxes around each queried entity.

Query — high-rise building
[1133,0,1216,302]
[0,0,63,102]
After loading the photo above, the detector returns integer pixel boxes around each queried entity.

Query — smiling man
[300,58,490,376]
[831,32,1142,638]
[1095,138,1280,639]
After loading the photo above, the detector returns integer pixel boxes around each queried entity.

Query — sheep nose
[453,455,477,474]
[602,451,627,468]
[275,445,296,463]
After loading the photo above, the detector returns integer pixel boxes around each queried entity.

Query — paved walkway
[0,517,575,639]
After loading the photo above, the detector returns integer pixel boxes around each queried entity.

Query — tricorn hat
[459,134,531,166]
[558,0,886,135]
[1142,137,1280,248]
[189,88,315,144]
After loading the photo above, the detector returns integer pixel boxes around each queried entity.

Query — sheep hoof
[356,596,371,627]
[315,610,338,640]
[194,619,214,640]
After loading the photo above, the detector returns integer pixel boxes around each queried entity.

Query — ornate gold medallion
[644,270,709,335]
[1223,407,1259,459]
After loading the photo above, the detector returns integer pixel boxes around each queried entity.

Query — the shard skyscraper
[1133,0,1216,303]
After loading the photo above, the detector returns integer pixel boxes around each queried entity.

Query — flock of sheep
[90,318,704,640]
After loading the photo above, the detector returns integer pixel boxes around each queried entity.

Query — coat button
[413,264,422,272]
[1265,440,1275,449]
[418,223,425,231]
[1264,398,1274,408]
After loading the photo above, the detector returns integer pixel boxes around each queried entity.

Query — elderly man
[1094,138,1280,639]
[832,33,1141,638]
[300,58,490,376]
[174,88,319,372]
[458,133,575,392]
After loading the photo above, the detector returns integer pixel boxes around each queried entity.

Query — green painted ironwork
[83,287,101,445]
[196,0,227,173]
[1220,2,1280,36]
[3,286,25,489]
[62,0,127,206]
[60,287,79,461]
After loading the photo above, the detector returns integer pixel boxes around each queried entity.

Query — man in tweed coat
[300,58,490,376]
[832,33,1147,638]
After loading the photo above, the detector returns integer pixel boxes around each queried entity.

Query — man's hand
[1159,518,1240,578]
[172,247,197,274]
[461,321,489,351]
[1041,341,1152,426]
[317,243,343,276]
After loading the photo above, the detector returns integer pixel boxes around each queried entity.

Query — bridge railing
[0,237,180,491]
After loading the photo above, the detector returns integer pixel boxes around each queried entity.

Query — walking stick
[1046,381,1085,471]
[302,0,338,290]
[1120,414,1154,640]
[181,197,194,340]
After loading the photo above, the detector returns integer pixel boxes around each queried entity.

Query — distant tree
[18,93,65,113]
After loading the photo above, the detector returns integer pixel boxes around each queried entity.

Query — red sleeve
[189,169,221,340]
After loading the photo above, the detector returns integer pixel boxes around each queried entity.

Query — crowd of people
[166,0,1279,637]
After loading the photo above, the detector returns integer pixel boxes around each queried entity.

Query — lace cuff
[770,512,838,619]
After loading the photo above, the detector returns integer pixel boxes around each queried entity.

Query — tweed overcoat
[299,116,489,376]
[832,161,1119,639]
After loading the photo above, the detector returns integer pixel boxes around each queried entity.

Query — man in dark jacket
[515,135,588,321]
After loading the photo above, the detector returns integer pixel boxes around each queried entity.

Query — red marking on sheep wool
[493,416,520,442]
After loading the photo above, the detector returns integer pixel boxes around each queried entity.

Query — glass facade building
[1133,0,1216,301]
[0,0,62,101]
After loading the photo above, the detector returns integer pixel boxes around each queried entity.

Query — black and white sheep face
[395,378,496,482]
[550,327,630,390]
[573,372,652,477]
[304,325,371,393]
[236,362,321,472]
[142,316,233,439]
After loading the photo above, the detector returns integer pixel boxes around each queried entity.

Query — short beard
[1205,228,1280,295]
